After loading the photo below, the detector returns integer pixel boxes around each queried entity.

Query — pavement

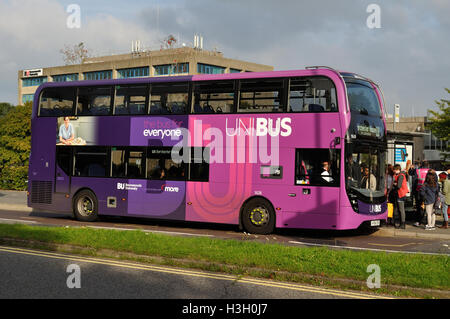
[0,189,449,240]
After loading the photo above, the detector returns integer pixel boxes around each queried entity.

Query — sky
[1,0,449,116]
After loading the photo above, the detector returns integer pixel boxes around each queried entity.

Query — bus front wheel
[241,198,275,235]
[73,190,98,222]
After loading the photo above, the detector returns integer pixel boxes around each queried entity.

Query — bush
[0,103,32,190]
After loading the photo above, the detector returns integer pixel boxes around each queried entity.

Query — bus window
[146,147,180,180]
[111,148,145,178]
[56,146,72,175]
[189,147,209,182]
[150,83,188,115]
[238,79,284,113]
[111,148,126,178]
[289,77,337,113]
[295,149,340,186]
[77,86,112,116]
[114,85,148,115]
[74,147,108,177]
[192,81,235,113]
[39,87,76,117]
[127,150,145,178]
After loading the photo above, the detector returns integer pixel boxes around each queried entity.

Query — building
[18,46,273,105]
[386,116,448,169]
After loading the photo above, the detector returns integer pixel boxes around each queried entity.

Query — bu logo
[117,183,125,190]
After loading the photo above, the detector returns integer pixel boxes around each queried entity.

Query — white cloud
[0,0,160,104]
[1,0,448,116]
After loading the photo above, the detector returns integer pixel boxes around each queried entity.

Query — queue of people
[385,161,450,230]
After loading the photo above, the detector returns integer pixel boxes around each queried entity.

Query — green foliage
[428,88,450,163]
[0,103,32,190]
[0,102,14,117]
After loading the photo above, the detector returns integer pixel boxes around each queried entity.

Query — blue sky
[1,0,449,116]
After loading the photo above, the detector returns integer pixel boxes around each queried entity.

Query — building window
[154,63,189,76]
[83,70,112,81]
[117,67,149,79]
[53,74,79,82]
[22,94,34,104]
[197,63,225,74]
[230,68,241,73]
[22,77,47,87]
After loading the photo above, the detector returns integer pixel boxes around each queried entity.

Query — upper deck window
[150,82,188,115]
[114,85,148,115]
[238,79,285,113]
[345,80,381,117]
[288,77,337,113]
[192,81,235,114]
[39,87,76,117]
[77,86,112,116]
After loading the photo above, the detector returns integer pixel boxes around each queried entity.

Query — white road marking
[288,240,449,256]
[87,226,215,237]
[0,218,37,225]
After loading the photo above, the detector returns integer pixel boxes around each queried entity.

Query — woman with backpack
[420,172,439,230]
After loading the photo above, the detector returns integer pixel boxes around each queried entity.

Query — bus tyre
[242,198,275,235]
[73,190,98,222]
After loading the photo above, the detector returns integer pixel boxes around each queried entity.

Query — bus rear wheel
[73,190,98,222]
[242,198,275,235]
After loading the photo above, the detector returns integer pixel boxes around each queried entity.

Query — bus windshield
[346,81,381,117]
[345,143,386,201]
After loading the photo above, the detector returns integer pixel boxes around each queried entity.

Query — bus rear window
[39,87,76,117]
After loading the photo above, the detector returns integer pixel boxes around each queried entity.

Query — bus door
[55,146,72,194]
[286,148,341,221]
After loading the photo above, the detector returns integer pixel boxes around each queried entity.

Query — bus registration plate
[370,220,380,227]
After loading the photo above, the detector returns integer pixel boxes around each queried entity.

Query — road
[0,245,390,299]
[0,208,449,255]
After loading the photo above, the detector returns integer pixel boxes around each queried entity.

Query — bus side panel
[185,162,253,224]
[28,117,58,209]
[70,178,186,220]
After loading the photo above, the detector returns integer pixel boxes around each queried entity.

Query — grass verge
[0,223,448,298]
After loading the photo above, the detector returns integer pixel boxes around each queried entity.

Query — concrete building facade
[18,47,273,105]
[386,116,448,169]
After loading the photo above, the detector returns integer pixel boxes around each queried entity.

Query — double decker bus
[28,66,387,234]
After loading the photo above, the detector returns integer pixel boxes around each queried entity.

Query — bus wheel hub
[250,207,269,226]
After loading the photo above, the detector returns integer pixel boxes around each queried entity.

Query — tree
[0,102,32,190]
[0,102,13,117]
[427,88,450,163]
[60,42,91,65]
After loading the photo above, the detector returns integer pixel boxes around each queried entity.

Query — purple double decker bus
[28,66,387,234]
